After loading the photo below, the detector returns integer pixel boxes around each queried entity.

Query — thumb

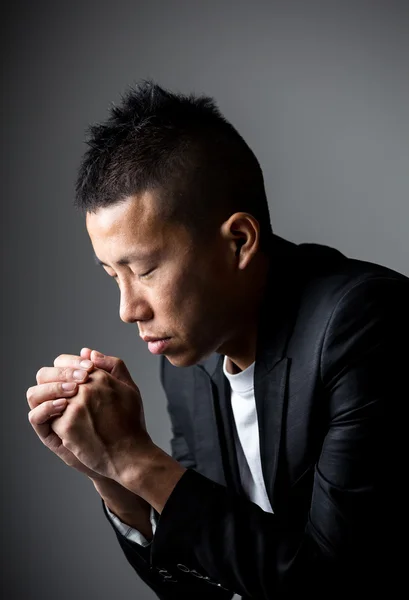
[90,350,137,390]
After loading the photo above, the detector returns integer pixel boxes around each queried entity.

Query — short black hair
[75,80,273,249]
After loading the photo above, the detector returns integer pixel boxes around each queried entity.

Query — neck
[224,354,255,374]
[220,252,271,373]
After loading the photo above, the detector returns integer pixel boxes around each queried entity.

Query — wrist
[119,444,186,514]
[90,473,152,529]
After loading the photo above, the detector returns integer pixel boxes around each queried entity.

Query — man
[27,81,406,598]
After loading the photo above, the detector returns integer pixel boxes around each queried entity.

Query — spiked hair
[75,80,273,248]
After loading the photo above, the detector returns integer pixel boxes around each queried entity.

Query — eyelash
[111,268,155,281]
[139,268,155,279]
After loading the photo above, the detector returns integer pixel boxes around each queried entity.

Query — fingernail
[62,382,77,391]
[53,398,67,408]
[92,351,105,359]
[80,360,93,369]
[73,370,87,381]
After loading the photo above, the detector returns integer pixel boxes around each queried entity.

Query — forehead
[86,193,164,252]
[85,192,192,264]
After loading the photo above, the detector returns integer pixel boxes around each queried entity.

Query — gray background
[2,1,408,598]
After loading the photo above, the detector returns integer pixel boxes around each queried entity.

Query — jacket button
[158,569,177,583]
[190,569,204,578]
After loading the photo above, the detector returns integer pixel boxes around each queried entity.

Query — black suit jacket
[103,235,408,599]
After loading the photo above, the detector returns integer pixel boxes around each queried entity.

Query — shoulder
[264,237,409,358]
[295,240,409,313]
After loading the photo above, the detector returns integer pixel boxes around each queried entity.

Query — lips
[141,335,168,343]
[145,337,171,355]
[148,338,170,354]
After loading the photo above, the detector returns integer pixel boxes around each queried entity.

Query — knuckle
[73,402,85,417]
[36,367,45,383]
[61,438,72,451]
[58,422,69,438]
[93,369,109,387]
[65,402,81,420]
[79,385,91,400]
[98,369,109,382]
[28,407,41,425]
[26,387,35,402]
[63,367,73,380]
[54,354,64,367]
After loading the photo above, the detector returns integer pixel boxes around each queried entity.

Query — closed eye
[139,267,156,279]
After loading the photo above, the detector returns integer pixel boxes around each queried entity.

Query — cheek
[155,271,206,322]
[153,256,227,324]
[149,274,191,317]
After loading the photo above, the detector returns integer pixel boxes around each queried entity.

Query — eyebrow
[94,254,127,268]
[93,251,153,268]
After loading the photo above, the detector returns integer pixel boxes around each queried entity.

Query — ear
[220,212,260,270]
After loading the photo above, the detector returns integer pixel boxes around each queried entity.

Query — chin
[164,354,200,368]
[164,346,215,368]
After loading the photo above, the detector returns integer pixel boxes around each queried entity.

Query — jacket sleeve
[104,502,158,546]
[146,276,407,598]
[101,357,234,600]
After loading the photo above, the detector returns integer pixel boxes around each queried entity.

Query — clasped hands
[26,347,154,486]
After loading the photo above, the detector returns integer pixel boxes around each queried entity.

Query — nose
[119,286,152,324]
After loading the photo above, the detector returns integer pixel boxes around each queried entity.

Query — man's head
[76,81,273,367]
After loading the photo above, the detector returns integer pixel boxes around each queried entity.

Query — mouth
[141,336,172,355]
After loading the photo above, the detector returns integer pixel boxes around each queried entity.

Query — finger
[29,398,68,423]
[90,350,116,372]
[90,350,137,389]
[28,398,68,438]
[53,354,94,370]
[36,365,92,385]
[80,348,92,360]
[26,381,78,410]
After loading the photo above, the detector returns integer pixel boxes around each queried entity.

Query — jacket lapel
[192,353,245,493]
[191,359,227,487]
[254,357,290,509]
[192,236,305,507]
[212,359,245,495]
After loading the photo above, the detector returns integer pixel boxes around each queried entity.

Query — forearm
[89,475,153,541]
